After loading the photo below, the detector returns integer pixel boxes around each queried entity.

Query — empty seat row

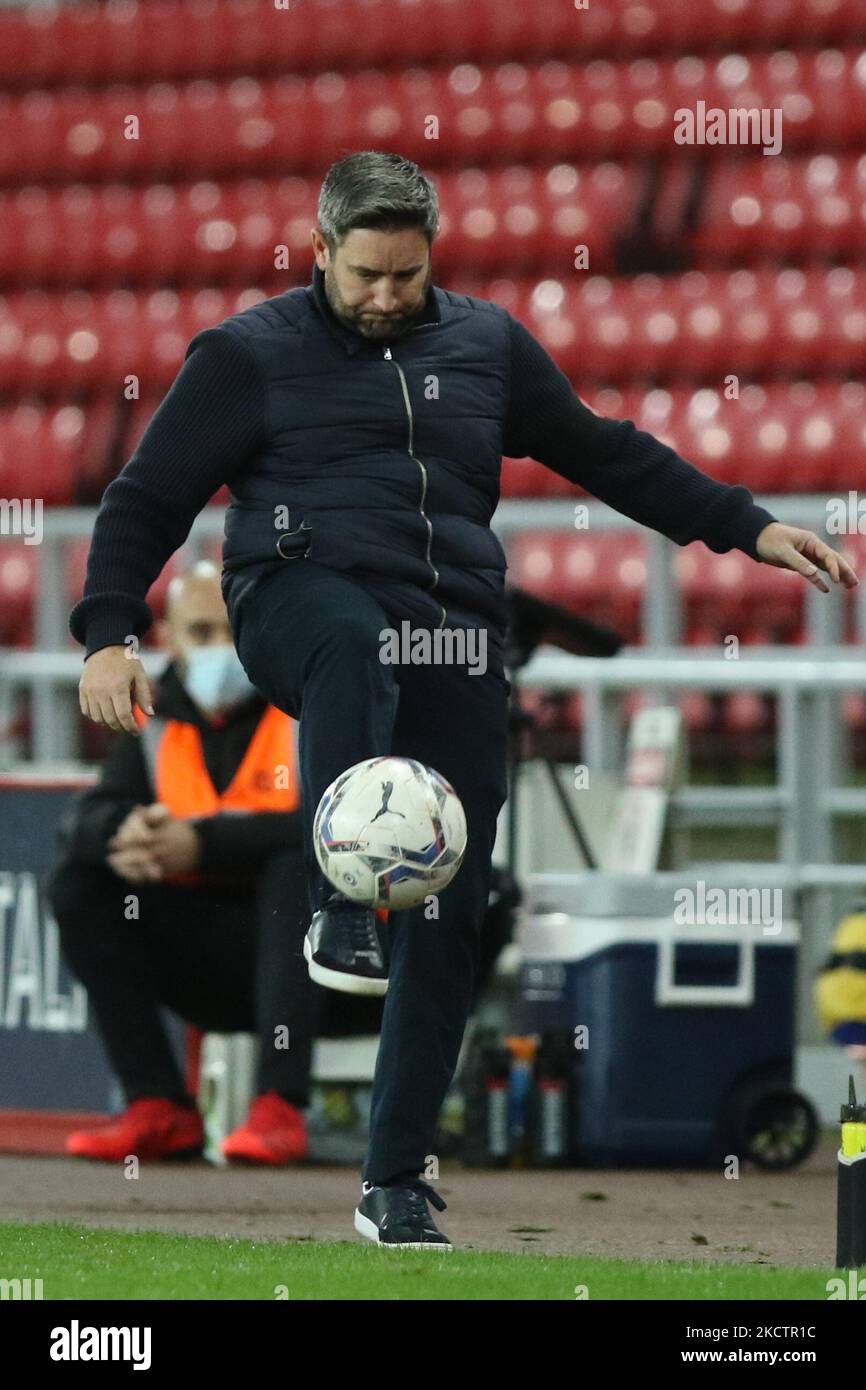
[0,164,643,284]
[2,374,860,512]
[1,49,863,182]
[0,535,223,648]
[479,266,866,380]
[691,152,866,263]
[3,530,865,650]
[0,397,232,507]
[508,529,866,644]
[5,153,866,287]
[0,398,123,505]
[2,0,863,87]
[3,267,864,391]
[571,379,866,494]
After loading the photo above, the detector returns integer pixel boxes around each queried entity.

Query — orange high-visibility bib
[131,704,301,884]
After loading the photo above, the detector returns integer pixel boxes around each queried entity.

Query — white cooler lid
[525,868,798,920]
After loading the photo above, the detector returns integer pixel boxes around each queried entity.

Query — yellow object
[841,1122,866,1159]
[815,909,866,1033]
[830,912,866,954]
[839,1074,866,1157]
[816,968,866,1033]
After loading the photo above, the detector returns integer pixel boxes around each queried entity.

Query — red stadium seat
[500,456,547,499]
[577,381,866,495]
[509,530,646,643]
[721,690,771,737]
[691,153,866,265]
[1,50,864,182]
[679,691,716,733]
[674,543,803,640]
[0,542,38,646]
[0,402,84,506]
[66,535,185,640]
[5,271,866,394]
[0,164,641,286]
[843,693,866,731]
[496,269,866,383]
[1,0,864,89]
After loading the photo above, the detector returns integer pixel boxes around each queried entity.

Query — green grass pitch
[0,1223,859,1300]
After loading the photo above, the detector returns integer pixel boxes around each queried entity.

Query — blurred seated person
[47,561,519,1165]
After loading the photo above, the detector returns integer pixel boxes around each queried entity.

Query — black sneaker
[303,892,389,996]
[354,1179,453,1250]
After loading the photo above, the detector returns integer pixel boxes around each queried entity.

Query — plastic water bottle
[532,1034,571,1166]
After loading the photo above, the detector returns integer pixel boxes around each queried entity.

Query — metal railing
[3,498,866,1042]
[0,493,863,764]
[519,647,866,880]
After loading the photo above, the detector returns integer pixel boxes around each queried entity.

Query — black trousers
[231,559,510,1185]
[46,847,384,1108]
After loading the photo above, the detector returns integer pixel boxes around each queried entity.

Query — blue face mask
[182,643,259,714]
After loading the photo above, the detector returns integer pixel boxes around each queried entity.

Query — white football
[313,756,468,909]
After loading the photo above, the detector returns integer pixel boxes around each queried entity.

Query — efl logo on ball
[313,756,467,909]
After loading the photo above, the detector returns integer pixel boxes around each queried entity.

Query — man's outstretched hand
[755,522,859,594]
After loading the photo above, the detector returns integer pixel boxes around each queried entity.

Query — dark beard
[323,266,432,341]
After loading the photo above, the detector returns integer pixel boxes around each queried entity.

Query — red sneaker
[221,1092,308,1165]
[66,1098,204,1162]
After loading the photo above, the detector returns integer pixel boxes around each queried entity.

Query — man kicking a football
[73,150,857,1249]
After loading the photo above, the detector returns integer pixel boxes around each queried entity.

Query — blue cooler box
[517,872,803,1167]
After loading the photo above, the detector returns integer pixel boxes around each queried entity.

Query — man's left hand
[755,522,859,593]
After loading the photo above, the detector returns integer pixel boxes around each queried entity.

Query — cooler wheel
[738,1088,819,1170]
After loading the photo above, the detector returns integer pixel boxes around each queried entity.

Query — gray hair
[317,151,440,253]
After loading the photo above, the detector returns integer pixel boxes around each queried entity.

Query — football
[313,755,468,909]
